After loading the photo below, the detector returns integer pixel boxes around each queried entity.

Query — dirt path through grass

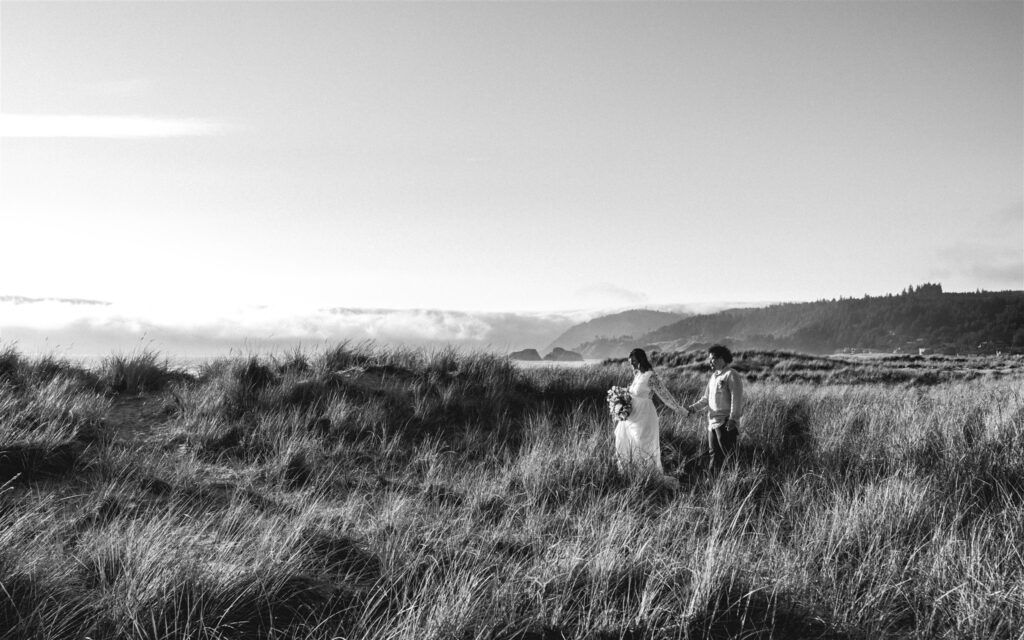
[104,393,172,445]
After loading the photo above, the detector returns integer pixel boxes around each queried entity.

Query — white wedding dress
[614,370,682,474]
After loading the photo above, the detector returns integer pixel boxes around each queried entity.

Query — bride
[614,348,684,474]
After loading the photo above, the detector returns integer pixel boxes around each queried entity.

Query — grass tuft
[98,349,180,395]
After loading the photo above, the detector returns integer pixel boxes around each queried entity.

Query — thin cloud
[929,203,1024,289]
[0,114,230,138]
[933,245,1024,289]
[572,283,649,309]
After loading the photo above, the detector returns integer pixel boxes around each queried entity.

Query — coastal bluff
[509,348,542,361]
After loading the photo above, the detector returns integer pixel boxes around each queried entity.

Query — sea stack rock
[543,347,584,362]
[509,348,542,361]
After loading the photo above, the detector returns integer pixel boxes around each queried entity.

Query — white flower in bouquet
[606,385,632,421]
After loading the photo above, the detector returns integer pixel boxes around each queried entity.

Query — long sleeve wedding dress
[613,370,681,473]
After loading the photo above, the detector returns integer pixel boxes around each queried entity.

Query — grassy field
[0,343,1022,639]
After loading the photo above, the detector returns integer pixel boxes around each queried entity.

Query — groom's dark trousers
[707,426,737,474]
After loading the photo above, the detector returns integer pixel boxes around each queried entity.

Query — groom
[685,345,744,474]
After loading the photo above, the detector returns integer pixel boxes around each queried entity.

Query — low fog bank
[0,298,594,359]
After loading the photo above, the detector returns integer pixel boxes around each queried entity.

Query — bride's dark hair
[628,348,653,372]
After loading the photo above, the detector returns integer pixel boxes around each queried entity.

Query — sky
[1,1,1022,352]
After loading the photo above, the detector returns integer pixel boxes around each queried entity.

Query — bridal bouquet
[606,386,632,421]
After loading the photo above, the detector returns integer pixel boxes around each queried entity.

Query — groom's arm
[686,385,709,415]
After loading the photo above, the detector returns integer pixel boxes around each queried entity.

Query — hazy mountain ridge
[575,286,1024,356]
[545,309,686,352]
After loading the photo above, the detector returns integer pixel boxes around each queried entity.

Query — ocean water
[511,359,604,369]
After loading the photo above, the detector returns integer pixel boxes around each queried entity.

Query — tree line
[638,285,1024,355]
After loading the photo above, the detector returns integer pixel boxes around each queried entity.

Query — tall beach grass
[0,344,1021,638]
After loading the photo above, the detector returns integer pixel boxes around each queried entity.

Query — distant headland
[510,347,584,362]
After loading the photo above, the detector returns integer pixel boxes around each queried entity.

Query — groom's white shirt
[691,366,744,430]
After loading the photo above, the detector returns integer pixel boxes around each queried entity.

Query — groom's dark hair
[709,345,733,364]
[628,348,653,372]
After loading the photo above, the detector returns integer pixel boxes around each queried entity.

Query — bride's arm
[649,372,683,412]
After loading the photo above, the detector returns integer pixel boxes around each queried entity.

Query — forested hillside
[580,285,1024,356]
